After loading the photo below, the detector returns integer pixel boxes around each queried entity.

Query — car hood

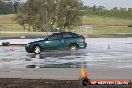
[29,39,46,44]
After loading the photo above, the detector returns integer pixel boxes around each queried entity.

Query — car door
[62,32,75,48]
[44,33,63,50]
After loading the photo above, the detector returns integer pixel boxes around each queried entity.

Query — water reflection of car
[25,32,87,54]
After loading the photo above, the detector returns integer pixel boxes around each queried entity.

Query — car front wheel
[33,45,41,54]
[69,44,79,52]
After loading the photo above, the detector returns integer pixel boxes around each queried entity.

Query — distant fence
[80,25,93,33]
[79,25,93,37]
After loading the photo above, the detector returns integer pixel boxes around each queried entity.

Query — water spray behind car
[10,45,16,51]
[34,46,41,68]
[34,53,40,68]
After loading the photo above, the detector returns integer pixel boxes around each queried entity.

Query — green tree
[56,0,81,31]
[111,7,119,11]
[0,0,21,14]
[17,0,82,32]
[128,8,132,11]
[0,1,12,14]
[97,6,106,11]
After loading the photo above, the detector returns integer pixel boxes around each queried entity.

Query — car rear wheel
[33,45,41,54]
[69,44,79,52]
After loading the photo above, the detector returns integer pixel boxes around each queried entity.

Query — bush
[128,25,132,27]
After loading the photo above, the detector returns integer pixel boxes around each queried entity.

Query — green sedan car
[25,32,87,54]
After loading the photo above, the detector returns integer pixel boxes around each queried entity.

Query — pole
[12,0,15,13]
[0,28,1,40]
[45,10,48,36]
[45,0,48,36]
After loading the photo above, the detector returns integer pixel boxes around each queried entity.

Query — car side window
[63,33,73,38]
[72,33,80,38]
[48,33,62,40]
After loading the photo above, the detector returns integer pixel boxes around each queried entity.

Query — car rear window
[72,33,80,38]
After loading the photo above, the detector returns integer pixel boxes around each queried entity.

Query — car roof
[51,32,77,36]
[52,32,74,34]
[61,32,73,33]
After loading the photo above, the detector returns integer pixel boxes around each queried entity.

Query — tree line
[81,5,132,19]
[0,0,20,14]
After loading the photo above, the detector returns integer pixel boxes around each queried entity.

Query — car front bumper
[79,43,87,49]
[25,45,33,53]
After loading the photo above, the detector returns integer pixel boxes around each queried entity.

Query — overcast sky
[82,0,132,9]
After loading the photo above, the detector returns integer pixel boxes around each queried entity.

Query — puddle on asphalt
[26,51,88,68]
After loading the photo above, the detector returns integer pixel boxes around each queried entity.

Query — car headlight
[81,39,85,42]
[26,43,30,47]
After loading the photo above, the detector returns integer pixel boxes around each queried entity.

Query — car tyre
[69,44,78,52]
[33,45,41,54]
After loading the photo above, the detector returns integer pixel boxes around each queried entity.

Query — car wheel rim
[70,46,77,52]
[34,46,41,54]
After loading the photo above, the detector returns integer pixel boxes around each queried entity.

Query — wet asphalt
[0,38,132,69]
